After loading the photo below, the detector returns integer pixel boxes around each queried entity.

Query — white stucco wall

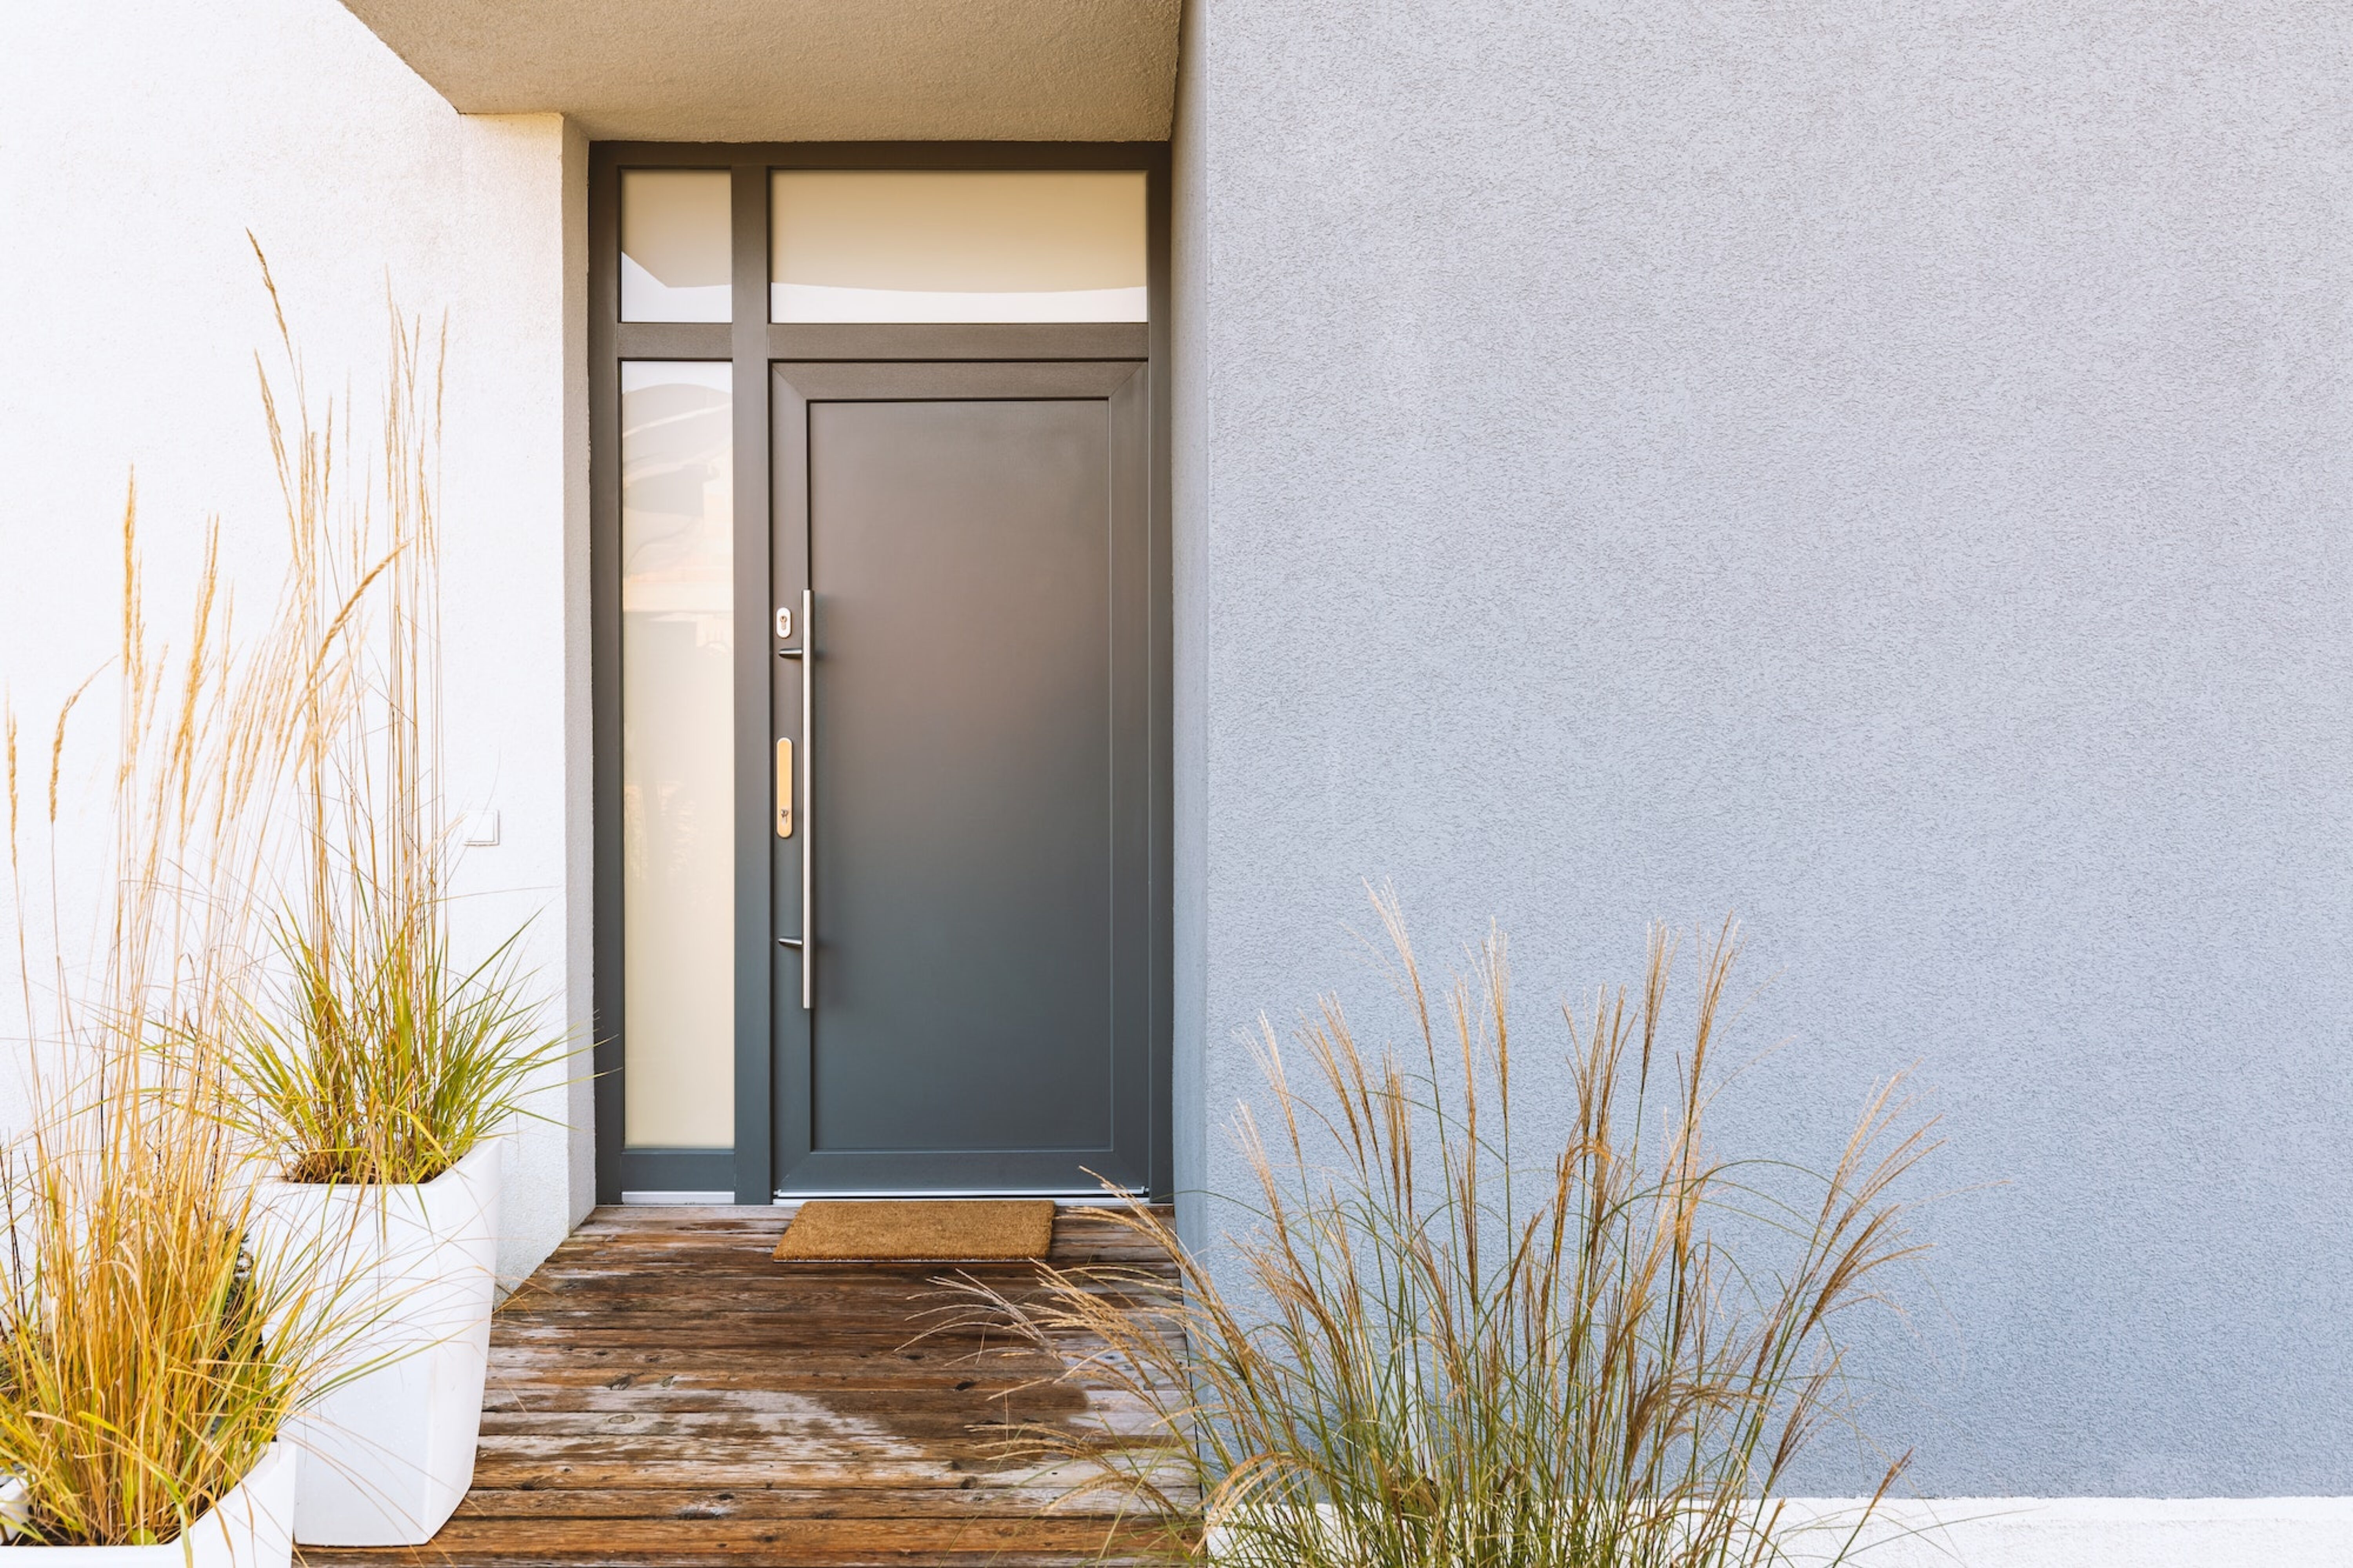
[0,0,592,1281]
[1176,0,2350,1517]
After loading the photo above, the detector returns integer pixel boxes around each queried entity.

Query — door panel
[772,362,1151,1194]
[812,398,1112,1151]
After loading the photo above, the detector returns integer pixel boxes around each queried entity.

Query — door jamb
[588,141,1173,1206]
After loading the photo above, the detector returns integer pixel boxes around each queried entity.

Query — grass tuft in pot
[238,879,552,1187]
[951,890,1938,1567]
[226,263,563,1189]
[0,489,360,1548]
[0,1041,352,1546]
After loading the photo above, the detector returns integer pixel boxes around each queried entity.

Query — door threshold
[772,1190,1142,1206]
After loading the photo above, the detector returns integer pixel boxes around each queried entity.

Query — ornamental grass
[0,481,363,1544]
[224,251,562,1190]
[953,892,1936,1568]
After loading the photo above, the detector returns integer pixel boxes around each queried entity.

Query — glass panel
[620,361,734,1148]
[622,170,732,322]
[770,170,1147,323]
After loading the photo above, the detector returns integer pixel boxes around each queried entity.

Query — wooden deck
[305,1205,1180,1568]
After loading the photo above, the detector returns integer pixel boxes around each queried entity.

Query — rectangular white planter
[0,1444,296,1568]
[252,1138,500,1547]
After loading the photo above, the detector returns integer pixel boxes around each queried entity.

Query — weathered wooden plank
[479,1357,1182,1398]
[302,1513,1176,1567]
[489,1330,1172,1357]
[546,1260,1182,1280]
[444,1486,1152,1520]
[482,1334,1160,1366]
[550,1234,1169,1261]
[475,1357,1171,1392]
[480,1354,1164,1384]
[466,1454,1138,1490]
[503,1288,1173,1311]
[476,1415,1172,1448]
[480,1377,1159,1408]
[484,1319,1165,1349]
[520,1254,1175,1279]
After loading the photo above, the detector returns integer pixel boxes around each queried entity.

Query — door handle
[775,590,814,1009]
[774,738,793,838]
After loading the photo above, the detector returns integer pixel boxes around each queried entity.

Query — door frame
[588,141,1173,1205]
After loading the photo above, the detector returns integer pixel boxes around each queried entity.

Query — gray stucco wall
[1173,0,2351,1495]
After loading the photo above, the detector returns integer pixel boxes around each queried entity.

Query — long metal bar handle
[798,587,813,1011]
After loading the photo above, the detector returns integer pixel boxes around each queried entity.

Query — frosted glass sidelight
[771,170,1146,323]
[621,170,732,322]
[620,361,734,1148]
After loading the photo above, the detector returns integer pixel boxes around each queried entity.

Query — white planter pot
[0,1444,296,1567]
[252,1138,500,1547]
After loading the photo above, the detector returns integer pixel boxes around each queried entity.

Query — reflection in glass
[621,361,733,1148]
[771,171,1147,323]
[621,170,732,323]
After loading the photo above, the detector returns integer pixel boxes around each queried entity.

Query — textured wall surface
[1176,0,2351,1496]
[0,0,593,1284]
[337,0,1180,142]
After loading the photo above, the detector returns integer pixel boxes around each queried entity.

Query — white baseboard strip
[1768,1497,2353,1567]
[618,1190,738,1206]
[1214,1500,2353,1567]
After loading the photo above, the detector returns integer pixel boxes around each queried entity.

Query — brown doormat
[772,1199,1056,1262]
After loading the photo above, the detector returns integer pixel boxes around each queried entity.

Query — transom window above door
[618,168,1148,325]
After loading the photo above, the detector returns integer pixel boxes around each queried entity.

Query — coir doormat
[771,1198,1056,1262]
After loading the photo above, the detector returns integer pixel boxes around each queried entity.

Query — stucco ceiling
[338,0,1180,142]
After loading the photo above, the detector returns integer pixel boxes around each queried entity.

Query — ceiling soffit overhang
[338,0,1179,143]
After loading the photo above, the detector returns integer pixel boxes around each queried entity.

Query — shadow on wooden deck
[303,1205,1181,1568]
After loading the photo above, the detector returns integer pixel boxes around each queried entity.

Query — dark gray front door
[771,361,1152,1194]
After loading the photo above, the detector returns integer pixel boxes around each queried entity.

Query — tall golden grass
[0,249,548,1542]
[954,893,1937,1567]
[0,480,365,1544]
[226,252,564,1189]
